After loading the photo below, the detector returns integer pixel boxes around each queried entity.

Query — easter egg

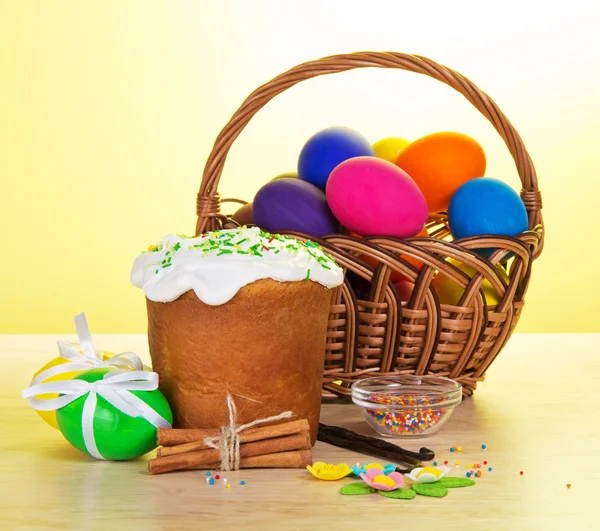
[31,351,115,430]
[395,132,486,214]
[298,127,374,190]
[449,177,528,239]
[253,178,339,237]
[346,270,371,300]
[326,157,428,238]
[432,260,510,306]
[272,172,298,180]
[350,228,428,282]
[56,368,172,461]
[448,178,528,258]
[394,280,415,302]
[372,137,411,163]
[231,202,254,226]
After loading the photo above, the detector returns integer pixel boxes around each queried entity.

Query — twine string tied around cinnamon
[203,394,292,471]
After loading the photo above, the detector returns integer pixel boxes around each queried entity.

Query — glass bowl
[351,375,462,438]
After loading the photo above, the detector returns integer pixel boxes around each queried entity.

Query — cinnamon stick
[157,419,310,447]
[149,432,311,475]
[206,450,313,469]
[149,450,313,475]
[158,426,310,457]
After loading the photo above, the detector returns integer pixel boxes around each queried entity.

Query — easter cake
[131,226,343,444]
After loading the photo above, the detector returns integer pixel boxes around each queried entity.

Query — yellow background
[1,0,598,333]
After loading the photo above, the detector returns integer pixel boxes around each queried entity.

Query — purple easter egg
[253,178,339,237]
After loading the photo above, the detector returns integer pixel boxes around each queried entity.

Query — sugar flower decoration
[351,463,396,477]
[359,467,405,492]
[306,462,354,481]
[405,466,452,484]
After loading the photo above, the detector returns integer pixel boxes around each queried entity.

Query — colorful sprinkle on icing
[131,226,344,305]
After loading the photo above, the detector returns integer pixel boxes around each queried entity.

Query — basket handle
[196,51,544,256]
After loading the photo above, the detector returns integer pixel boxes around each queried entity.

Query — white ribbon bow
[22,370,172,460]
[30,313,145,386]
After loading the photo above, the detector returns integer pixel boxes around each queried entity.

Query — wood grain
[2,334,599,530]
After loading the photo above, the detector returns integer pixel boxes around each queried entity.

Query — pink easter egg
[326,157,428,238]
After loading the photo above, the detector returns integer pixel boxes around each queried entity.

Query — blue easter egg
[298,127,375,190]
[449,178,528,257]
[253,178,339,237]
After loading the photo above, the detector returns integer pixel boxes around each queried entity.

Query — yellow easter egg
[433,261,509,306]
[31,350,115,429]
[372,137,411,163]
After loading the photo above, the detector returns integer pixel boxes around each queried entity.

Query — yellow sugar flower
[306,462,354,481]
[364,463,385,471]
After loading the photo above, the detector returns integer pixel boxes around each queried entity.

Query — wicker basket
[193,52,544,399]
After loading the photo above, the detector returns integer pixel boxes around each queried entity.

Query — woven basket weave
[194,52,544,398]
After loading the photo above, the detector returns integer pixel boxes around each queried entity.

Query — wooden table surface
[1,334,599,530]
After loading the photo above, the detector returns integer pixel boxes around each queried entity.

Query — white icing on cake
[131,226,344,305]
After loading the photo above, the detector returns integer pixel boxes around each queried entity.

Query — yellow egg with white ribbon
[31,350,116,429]
[27,313,148,429]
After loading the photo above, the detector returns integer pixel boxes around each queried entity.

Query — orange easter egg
[395,132,486,214]
[350,229,428,282]
[394,280,415,302]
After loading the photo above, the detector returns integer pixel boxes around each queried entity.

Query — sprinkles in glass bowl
[351,376,462,438]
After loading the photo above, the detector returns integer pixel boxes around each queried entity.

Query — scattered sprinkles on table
[364,393,447,435]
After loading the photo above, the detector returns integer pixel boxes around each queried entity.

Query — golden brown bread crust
[146,279,333,445]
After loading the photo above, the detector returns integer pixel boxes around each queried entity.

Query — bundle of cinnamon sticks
[148,419,312,475]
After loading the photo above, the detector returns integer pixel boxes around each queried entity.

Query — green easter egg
[56,367,172,460]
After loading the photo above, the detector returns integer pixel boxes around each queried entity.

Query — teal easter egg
[448,178,528,258]
[56,367,172,461]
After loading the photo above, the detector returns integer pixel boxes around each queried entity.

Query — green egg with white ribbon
[26,366,172,460]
